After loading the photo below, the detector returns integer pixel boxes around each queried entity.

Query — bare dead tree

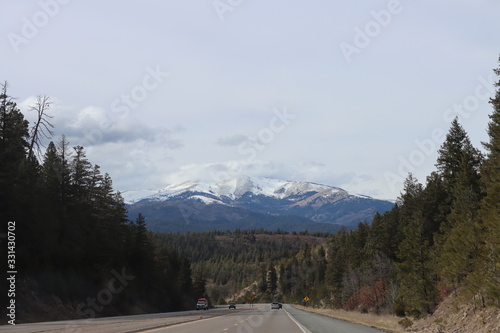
[28,95,54,160]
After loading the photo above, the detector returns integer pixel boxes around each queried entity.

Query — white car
[271,302,280,309]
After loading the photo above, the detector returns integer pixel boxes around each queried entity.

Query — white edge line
[284,309,312,333]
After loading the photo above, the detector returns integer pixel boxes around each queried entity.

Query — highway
[0,304,384,333]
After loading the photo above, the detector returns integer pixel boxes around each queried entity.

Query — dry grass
[293,306,405,333]
[409,294,500,333]
[295,295,500,333]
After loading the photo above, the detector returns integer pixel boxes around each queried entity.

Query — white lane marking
[284,309,312,333]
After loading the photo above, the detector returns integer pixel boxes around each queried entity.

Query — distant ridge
[123,176,394,233]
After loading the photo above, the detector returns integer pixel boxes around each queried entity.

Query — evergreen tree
[70,145,93,202]
[0,82,29,222]
[56,135,72,209]
[36,141,64,267]
[192,270,207,298]
[266,264,278,295]
[278,264,289,294]
[421,172,448,245]
[397,211,436,316]
[436,118,482,191]
[130,213,153,273]
[436,154,483,293]
[178,257,193,295]
[396,175,436,316]
[476,56,500,305]
[315,246,327,285]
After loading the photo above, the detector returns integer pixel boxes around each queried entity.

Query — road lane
[141,305,308,333]
[286,305,384,333]
[0,304,384,333]
[0,307,243,333]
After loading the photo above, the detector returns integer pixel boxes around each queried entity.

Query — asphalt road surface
[0,304,384,333]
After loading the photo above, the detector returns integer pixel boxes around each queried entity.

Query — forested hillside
[152,229,331,304]
[0,85,195,324]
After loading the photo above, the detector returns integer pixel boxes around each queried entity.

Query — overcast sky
[2,0,499,199]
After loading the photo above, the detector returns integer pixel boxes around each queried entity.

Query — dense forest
[1,57,499,324]
[0,84,194,324]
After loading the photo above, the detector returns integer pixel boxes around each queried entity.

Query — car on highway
[229,302,236,309]
[271,302,280,309]
[196,298,209,310]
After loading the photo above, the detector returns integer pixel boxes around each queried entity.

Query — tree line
[0,83,195,323]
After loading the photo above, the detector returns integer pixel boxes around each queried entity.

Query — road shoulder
[291,305,404,333]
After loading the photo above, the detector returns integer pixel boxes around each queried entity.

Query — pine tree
[396,175,437,316]
[267,264,278,295]
[178,257,193,295]
[433,120,483,276]
[315,246,327,284]
[436,154,483,293]
[131,213,153,273]
[397,211,436,316]
[40,142,63,204]
[192,270,207,298]
[70,145,93,202]
[421,172,448,245]
[436,118,482,191]
[0,82,29,222]
[278,264,289,294]
[476,56,500,305]
[36,141,64,267]
[56,135,72,209]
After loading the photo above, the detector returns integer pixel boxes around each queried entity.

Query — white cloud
[160,159,372,195]
[20,97,186,149]
[216,134,249,146]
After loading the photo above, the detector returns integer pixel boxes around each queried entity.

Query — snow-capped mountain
[123,176,394,233]
[123,176,360,204]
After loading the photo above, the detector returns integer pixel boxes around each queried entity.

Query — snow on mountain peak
[121,176,349,204]
[214,176,254,199]
[273,181,343,198]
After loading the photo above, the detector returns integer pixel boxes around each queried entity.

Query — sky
[2,0,499,200]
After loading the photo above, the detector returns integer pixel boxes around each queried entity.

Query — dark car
[229,302,236,309]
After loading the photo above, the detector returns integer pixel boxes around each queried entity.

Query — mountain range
[123,176,395,233]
